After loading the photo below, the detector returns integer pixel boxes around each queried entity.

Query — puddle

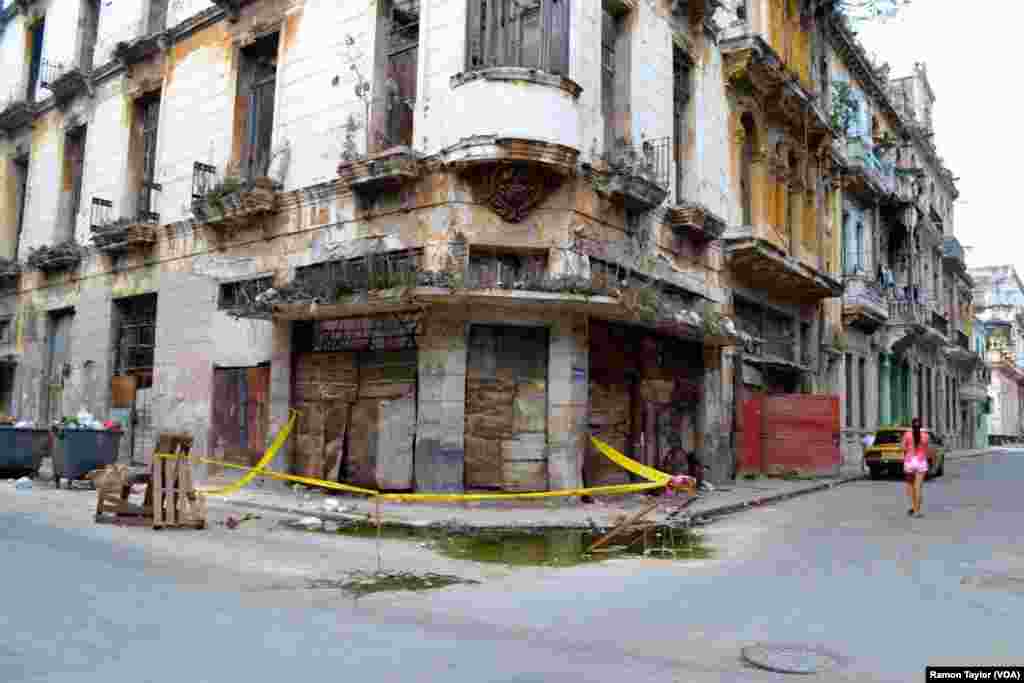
[328,522,712,566]
[308,571,479,597]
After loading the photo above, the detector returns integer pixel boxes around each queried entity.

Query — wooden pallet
[150,442,207,530]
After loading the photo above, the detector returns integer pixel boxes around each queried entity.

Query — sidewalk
[206,447,999,530]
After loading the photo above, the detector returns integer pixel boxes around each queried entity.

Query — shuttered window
[465,0,569,75]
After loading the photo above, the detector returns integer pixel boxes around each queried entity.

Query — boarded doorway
[210,365,270,471]
[464,325,549,492]
[737,393,840,477]
[44,310,75,424]
[291,317,418,491]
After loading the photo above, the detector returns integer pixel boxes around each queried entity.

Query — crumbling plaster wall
[94,0,148,67]
[0,10,27,99]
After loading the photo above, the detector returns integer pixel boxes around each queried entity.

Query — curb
[212,474,868,531]
[690,474,866,522]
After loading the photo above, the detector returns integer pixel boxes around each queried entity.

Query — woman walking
[903,417,929,517]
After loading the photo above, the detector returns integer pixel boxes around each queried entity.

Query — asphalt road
[1,450,1021,682]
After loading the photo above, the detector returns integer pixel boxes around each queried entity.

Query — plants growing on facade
[25,240,87,272]
[830,82,858,135]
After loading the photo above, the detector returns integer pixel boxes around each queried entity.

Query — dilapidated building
[971,265,1024,445]
[0,0,975,493]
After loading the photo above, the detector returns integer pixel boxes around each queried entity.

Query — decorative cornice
[663,202,727,242]
[450,67,583,99]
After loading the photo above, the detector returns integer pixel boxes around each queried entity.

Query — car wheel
[869,466,882,480]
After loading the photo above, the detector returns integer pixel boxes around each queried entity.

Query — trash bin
[0,427,51,477]
[51,429,123,489]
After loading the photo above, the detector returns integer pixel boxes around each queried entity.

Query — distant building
[971,266,1024,444]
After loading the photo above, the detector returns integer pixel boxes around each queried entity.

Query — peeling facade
[0,0,976,492]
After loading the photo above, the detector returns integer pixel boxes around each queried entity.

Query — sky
[856,2,1019,274]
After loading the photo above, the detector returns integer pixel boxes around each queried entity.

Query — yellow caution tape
[155,417,678,502]
[589,436,673,485]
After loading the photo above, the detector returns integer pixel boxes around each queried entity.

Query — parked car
[863,427,946,480]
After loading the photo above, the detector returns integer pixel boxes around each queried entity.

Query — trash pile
[54,410,123,432]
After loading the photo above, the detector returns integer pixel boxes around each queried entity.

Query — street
[1,450,1021,682]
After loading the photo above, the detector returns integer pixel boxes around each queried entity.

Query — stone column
[700,345,735,485]
[547,313,588,490]
[415,314,467,493]
[66,275,114,421]
[267,319,293,477]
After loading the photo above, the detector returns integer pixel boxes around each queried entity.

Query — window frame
[464,0,570,76]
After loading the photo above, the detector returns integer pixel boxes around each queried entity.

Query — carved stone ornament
[475,163,560,223]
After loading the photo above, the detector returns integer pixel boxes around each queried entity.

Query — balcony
[724,226,843,303]
[441,136,578,223]
[943,236,969,277]
[191,163,279,237]
[888,299,946,354]
[89,197,159,254]
[587,137,672,212]
[39,59,92,103]
[0,258,21,290]
[842,275,889,332]
[662,201,727,244]
[0,94,34,133]
[25,241,86,275]
[113,32,167,67]
[447,66,582,156]
[845,138,896,198]
[337,146,423,196]
[959,381,988,403]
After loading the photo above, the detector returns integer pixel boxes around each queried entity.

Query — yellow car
[863,427,946,480]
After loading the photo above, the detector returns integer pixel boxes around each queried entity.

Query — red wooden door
[737,393,764,475]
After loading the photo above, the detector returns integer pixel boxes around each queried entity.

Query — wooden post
[587,499,661,553]
[152,452,164,529]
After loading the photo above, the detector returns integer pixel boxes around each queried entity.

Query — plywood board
[464,436,502,488]
[347,399,379,488]
[375,396,416,490]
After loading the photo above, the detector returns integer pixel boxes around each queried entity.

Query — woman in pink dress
[903,417,929,517]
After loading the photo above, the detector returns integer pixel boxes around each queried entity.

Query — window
[602,2,629,157]
[79,0,101,71]
[673,48,693,204]
[468,250,546,288]
[465,0,570,75]
[239,33,279,181]
[0,317,12,344]
[740,113,756,226]
[295,250,422,295]
[146,0,169,35]
[858,357,866,429]
[845,353,853,428]
[115,294,158,388]
[135,96,161,220]
[12,155,29,259]
[63,125,87,242]
[375,0,419,151]
[27,19,45,101]
[218,276,274,312]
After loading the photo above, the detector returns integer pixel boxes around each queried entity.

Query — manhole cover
[741,644,843,675]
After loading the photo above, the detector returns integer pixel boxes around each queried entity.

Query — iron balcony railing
[843,275,888,311]
[605,136,672,192]
[191,162,218,205]
[90,197,113,230]
[847,138,896,196]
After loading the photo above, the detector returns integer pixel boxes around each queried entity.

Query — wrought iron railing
[192,162,218,204]
[90,197,113,230]
[842,275,888,311]
[605,136,672,191]
[137,180,161,224]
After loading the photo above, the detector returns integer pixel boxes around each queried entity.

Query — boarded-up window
[217,276,273,312]
[465,0,569,75]
[465,325,549,491]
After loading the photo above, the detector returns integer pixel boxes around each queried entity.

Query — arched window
[740,112,757,226]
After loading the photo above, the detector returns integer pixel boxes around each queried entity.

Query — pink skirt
[904,456,928,475]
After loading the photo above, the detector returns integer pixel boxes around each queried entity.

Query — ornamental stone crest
[476,163,561,223]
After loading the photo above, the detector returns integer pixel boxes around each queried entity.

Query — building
[827,39,979,464]
[971,265,1024,445]
[0,0,976,493]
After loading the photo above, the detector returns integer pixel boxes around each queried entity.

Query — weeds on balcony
[26,241,87,272]
[0,257,21,279]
